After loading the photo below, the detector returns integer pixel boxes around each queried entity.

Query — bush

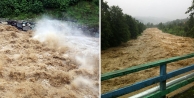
[30,1,44,13]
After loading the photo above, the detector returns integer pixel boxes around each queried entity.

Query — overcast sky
[104,0,192,20]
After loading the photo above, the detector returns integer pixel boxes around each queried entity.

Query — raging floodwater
[0,18,99,98]
[102,28,194,97]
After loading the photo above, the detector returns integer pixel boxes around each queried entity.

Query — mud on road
[101,28,194,97]
[0,24,99,98]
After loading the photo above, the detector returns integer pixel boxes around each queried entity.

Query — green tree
[137,21,145,34]
[158,22,164,30]
[156,19,187,36]
[186,15,194,37]
[30,0,44,13]
[124,14,138,39]
[101,0,146,49]
[186,0,194,16]
[109,6,130,46]
[101,1,112,49]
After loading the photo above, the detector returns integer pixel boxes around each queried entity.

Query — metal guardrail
[101,53,194,98]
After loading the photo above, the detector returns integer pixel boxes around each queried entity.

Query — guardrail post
[160,63,166,98]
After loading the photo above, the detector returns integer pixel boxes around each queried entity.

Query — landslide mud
[101,28,194,97]
[0,23,99,98]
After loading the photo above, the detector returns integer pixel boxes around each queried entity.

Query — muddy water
[0,20,99,98]
[101,28,194,97]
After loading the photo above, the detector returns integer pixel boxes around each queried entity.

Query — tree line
[0,0,98,18]
[0,0,76,17]
[101,1,146,50]
[157,19,188,36]
[156,17,194,37]
[0,0,99,28]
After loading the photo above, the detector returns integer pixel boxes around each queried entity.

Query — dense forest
[101,1,146,50]
[156,0,194,38]
[0,0,99,26]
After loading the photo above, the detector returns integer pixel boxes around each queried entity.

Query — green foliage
[183,0,194,37]
[101,1,146,50]
[156,15,194,38]
[124,14,138,39]
[0,0,44,17]
[185,0,194,16]
[66,0,99,26]
[93,0,99,5]
[42,0,60,9]
[137,21,146,34]
[14,9,20,15]
[101,1,112,49]
[156,19,188,36]
[30,1,43,13]
[108,6,130,46]
[158,22,165,30]
[186,16,194,37]
[0,0,99,27]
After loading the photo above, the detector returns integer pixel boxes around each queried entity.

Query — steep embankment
[102,28,194,97]
[0,23,99,98]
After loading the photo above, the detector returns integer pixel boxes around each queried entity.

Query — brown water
[0,20,99,98]
[101,28,194,97]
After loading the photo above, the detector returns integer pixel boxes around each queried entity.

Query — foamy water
[33,17,99,97]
